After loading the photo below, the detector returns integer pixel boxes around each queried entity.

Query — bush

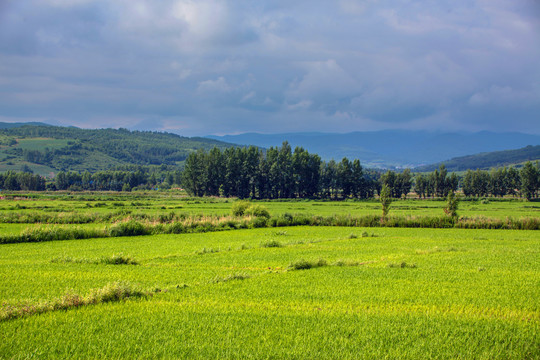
[108,221,150,237]
[231,200,251,216]
[249,216,268,228]
[244,204,271,218]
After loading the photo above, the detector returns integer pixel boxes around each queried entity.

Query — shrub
[249,217,268,228]
[108,221,150,237]
[167,223,186,234]
[231,200,251,216]
[244,204,271,218]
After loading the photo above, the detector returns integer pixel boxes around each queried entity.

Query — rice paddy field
[0,192,538,359]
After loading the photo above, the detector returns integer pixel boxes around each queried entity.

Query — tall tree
[521,161,539,200]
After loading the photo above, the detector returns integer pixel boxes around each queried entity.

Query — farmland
[0,193,539,359]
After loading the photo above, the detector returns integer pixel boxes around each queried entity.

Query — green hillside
[0,125,235,176]
[415,145,540,172]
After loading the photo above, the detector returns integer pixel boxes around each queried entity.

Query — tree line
[1,143,538,200]
[181,143,379,199]
[461,162,539,200]
[0,168,182,192]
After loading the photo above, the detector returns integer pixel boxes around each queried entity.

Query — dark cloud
[0,0,539,135]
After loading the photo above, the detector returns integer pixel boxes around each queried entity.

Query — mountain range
[207,130,540,169]
[0,122,538,175]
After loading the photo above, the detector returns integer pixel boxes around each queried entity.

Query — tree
[506,167,521,197]
[462,170,474,197]
[380,184,392,219]
[337,158,354,198]
[380,170,397,197]
[351,159,364,198]
[181,149,207,196]
[435,164,448,197]
[521,161,539,201]
[397,169,412,198]
[415,174,428,198]
[443,190,459,219]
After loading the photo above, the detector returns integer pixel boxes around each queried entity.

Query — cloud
[0,0,539,135]
[197,77,232,93]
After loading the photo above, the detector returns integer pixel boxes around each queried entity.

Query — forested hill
[0,125,235,175]
[415,145,540,172]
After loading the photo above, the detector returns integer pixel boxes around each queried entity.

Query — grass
[0,193,538,358]
[1,281,149,321]
[0,225,538,358]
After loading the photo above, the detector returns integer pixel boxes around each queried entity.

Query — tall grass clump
[108,220,150,237]
[86,281,148,304]
[387,262,417,268]
[0,281,149,322]
[100,254,138,265]
[288,258,328,270]
[212,273,252,283]
[0,226,106,244]
[260,240,283,248]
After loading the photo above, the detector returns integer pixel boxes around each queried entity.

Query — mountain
[0,124,235,175]
[0,121,53,129]
[415,145,540,172]
[207,131,540,168]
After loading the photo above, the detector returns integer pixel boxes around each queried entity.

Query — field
[0,193,538,358]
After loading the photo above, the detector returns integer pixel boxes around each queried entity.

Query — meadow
[0,192,538,358]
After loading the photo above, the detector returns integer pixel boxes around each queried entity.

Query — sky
[0,0,539,136]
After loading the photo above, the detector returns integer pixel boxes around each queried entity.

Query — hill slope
[415,145,540,172]
[0,125,235,175]
[207,130,540,168]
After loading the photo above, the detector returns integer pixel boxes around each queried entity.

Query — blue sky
[1,0,539,136]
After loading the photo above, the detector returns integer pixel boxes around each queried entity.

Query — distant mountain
[0,125,235,175]
[415,145,540,172]
[0,121,53,129]
[207,131,540,168]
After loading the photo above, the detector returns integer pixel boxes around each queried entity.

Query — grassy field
[0,192,538,225]
[0,193,538,358]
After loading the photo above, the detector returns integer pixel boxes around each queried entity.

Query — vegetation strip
[0,281,150,322]
[1,213,538,245]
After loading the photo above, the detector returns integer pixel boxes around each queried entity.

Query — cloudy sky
[1,0,539,136]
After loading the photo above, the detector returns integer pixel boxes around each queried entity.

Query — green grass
[0,194,537,230]
[14,138,71,151]
[0,226,538,358]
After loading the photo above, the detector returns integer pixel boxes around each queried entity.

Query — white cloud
[469,86,539,106]
[240,91,256,103]
[197,77,232,93]
[286,100,313,111]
